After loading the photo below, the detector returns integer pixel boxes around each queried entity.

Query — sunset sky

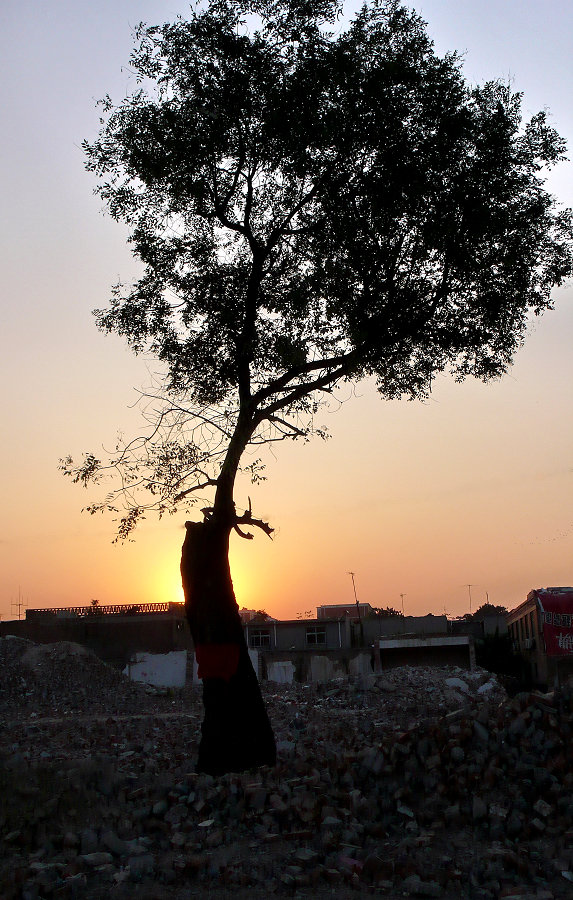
[1,0,571,624]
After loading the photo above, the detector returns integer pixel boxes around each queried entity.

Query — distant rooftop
[316,603,374,619]
[26,602,185,619]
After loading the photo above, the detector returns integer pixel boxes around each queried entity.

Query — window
[306,626,326,646]
[250,629,270,649]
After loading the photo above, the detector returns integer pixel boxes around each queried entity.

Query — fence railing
[26,602,184,619]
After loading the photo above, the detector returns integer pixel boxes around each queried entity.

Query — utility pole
[466,584,475,616]
[400,592,407,633]
[348,571,359,615]
[11,587,27,621]
[348,571,364,647]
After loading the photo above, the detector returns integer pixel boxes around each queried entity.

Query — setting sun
[156,568,185,606]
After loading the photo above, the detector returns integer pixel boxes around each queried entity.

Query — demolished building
[507,586,573,688]
[1,604,475,686]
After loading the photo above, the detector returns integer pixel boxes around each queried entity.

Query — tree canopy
[367,606,404,619]
[459,602,509,622]
[63,0,573,536]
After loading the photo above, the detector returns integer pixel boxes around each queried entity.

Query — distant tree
[457,602,508,622]
[87,597,103,616]
[62,0,573,773]
[471,603,508,620]
[250,610,273,622]
[368,606,404,618]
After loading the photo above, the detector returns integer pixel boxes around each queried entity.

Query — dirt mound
[0,637,175,721]
[20,640,90,666]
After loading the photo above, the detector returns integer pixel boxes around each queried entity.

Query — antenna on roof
[348,571,365,647]
[348,572,359,614]
[11,586,27,621]
[466,584,475,615]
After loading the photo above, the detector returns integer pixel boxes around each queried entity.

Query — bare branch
[173,478,218,502]
[267,414,308,438]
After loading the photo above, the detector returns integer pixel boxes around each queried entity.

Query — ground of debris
[2,636,573,899]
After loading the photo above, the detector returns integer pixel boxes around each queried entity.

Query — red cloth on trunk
[195,643,240,681]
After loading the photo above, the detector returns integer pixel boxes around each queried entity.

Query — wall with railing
[26,602,184,619]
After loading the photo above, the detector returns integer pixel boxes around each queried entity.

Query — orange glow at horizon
[160,577,185,607]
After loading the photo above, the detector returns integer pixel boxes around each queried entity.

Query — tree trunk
[181,518,276,775]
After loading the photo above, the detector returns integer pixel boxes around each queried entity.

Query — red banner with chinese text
[537,590,573,657]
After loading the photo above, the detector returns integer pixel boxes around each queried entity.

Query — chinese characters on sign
[538,591,573,657]
[543,612,572,628]
[557,632,573,652]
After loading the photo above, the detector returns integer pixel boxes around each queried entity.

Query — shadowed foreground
[2,637,573,899]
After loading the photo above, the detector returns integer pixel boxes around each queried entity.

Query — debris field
[2,635,573,899]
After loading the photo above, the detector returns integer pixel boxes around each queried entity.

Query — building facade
[1,602,191,669]
[506,587,573,687]
[2,603,470,685]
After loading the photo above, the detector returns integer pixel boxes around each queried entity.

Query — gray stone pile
[1,637,573,899]
[0,637,186,720]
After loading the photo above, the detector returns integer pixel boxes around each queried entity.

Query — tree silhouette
[459,602,509,622]
[368,606,404,619]
[62,0,572,773]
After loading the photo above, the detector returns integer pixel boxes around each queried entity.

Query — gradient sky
[1,0,571,623]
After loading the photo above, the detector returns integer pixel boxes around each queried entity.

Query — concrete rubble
[2,635,573,898]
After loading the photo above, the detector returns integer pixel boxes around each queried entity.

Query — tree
[62,0,573,774]
[457,602,508,622]
[251,610,274,622]
[472,603,509,621]
[368,606,404,619]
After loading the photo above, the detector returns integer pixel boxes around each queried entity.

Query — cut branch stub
[234,503,274,540]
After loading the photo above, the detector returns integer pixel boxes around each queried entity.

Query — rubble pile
[0,637,186,719]
[277,666,508,734]
[1,638,573,899]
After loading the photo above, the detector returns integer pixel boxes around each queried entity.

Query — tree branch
[266,177,323,250]
[267,414,308,438]
[252,346,363,407]
[233,498,274,540]
[173,477,219,502]
[221,123,246,211]
[255,356,361,424]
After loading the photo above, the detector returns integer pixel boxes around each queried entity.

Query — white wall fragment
[124,650,187,688]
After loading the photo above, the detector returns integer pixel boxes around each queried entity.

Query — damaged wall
[123,650,187,688]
